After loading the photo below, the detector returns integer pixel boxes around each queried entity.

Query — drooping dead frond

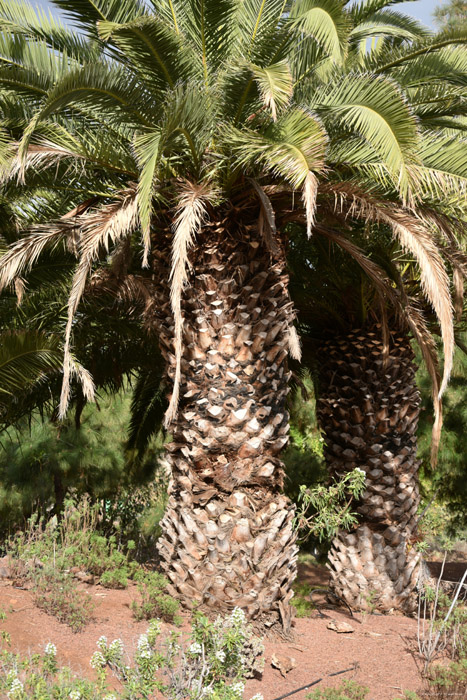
[2,142,85,185]
[288,325,302,361]
[14,277,26,306]
[59,256,94,419]
[403,302,443,467]
[0,223,77,293]
[59,188,140,418]
[250,178,280,256]
[303,171,318,238]
[79,187,139,262]
[0,198,98,294]
[164,181,211,428]
[453,266,464,322]
[326,183,454,398]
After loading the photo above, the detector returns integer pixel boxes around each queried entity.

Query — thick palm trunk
[151,213,298,631]
[316,326,421,613]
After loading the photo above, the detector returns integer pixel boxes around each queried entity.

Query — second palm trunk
[152,209,298,631]
[317,326,421,613]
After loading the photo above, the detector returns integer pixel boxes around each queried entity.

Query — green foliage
[307,680,369,700]
[416,345,467,533]
[6,497,178,630]
[434,0,467,30]
[294,468,366,542]
[0,389,167,538]
[32,565,95,632]
[0,610,265,699]
[283,373,327,504]
[424,659,467,700]
[291,581,315,618]
[131,572,182,625]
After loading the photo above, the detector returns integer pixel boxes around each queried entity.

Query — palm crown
[0,0,466,421]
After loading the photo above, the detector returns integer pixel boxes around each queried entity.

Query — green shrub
[291,582,315,618]
[131,572,182,625]
[307,680,369,700]
[424,660,467,700]
[32,566,95,632]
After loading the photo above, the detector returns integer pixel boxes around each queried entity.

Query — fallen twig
[270,661,359,700]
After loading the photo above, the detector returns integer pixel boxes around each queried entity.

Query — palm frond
[165,181,211,428]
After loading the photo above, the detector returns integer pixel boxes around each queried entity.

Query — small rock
[74,571,94,584]
[0,566,10,580]
[271,653,297,677]
[327,619,354,634]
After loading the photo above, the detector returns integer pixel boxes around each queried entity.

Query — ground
[1,561,452,700]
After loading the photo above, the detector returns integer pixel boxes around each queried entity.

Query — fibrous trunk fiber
[152,212,298,632]
[317,326,421,613]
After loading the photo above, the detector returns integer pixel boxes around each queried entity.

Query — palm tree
[289,223,466,612]
[0,0,465,629]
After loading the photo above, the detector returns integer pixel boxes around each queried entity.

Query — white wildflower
[90,650,106,669]
[230,607,246,625]
[202,688,215,697]
[7,678,23,698]
[137,633,152,659]
[44,642,57,656]
[249,695,264,700]
[97,635,108,651]
[215,649,226,662]
[189,642,203,655]
[230,681,245,697]
[355,468,366,475]
[109,638,124,656]
[103,695,117,700]
[69,691,82,700]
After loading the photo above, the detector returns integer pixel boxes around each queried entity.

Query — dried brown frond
[250,178,280,256]
[0,223,77,293]
[325,183,454,398]
[14,277,26,306]
[59,188,140,418]
[303,172,318,238]
[2,142,85,185]
[288,325,302,361]
[164,181,212,428]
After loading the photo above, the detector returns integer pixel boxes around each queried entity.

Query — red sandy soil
[0,562,434,700]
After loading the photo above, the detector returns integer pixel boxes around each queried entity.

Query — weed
[418,557,467,671]
[307,680,369,700]
[32,565,94,632]
[291,582,315,618]
[131,572,182,625]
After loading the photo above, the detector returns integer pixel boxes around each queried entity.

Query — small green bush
[307,680,369,700]
[131,572,182,625]
[291,582,315,618]
[32,566,94,632]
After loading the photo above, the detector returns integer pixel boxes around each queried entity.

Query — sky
[33,0,439,29]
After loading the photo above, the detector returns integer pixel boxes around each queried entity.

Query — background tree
[435,0,467,30]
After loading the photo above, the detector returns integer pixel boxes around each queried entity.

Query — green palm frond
[290,0,350,65]
[349,0,419,25]
[0,329,63,396]
[50,0,147,35]
[309,72,419,197]
[97,15,197,92]
[0,0,100,60]
[350,10,429,45]
[223,107,328,186]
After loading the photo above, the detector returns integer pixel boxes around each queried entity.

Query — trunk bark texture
[316,326,421,613]
[151,210,298,632]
